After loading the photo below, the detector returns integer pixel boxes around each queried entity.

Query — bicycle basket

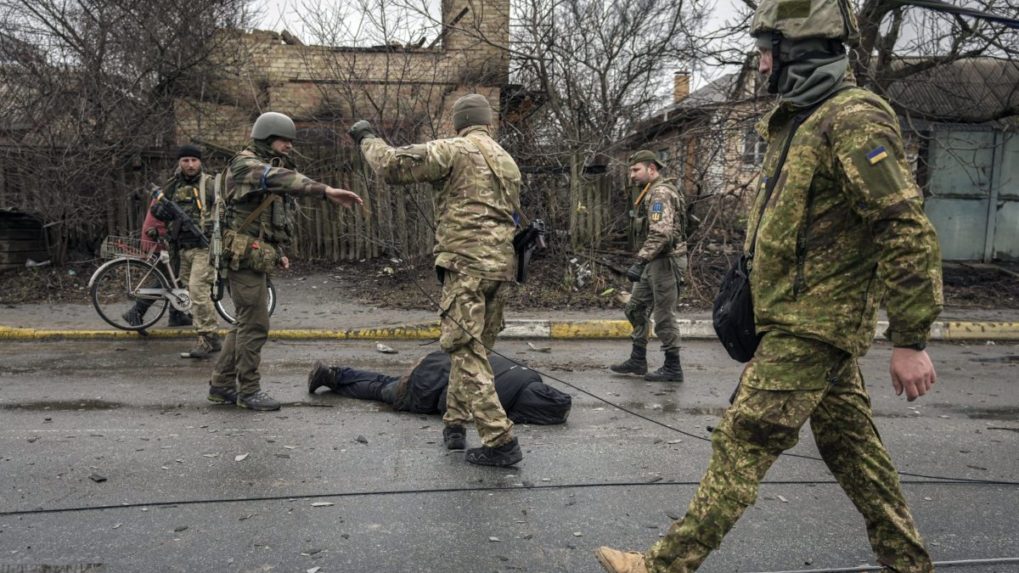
[99,235,153,260]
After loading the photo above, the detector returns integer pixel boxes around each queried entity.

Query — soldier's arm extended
[360,138,455,185]
[636,186,682,261]
[834,99,943,348]
[234,157,361,207]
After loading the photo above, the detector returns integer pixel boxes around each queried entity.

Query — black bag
[713,254,759,362]
[712,102,829,362]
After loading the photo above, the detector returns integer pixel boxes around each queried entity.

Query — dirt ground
[2,252,1017,313]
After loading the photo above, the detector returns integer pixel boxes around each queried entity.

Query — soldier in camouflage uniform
[151,144,221,358]
[208,112,363,411]
[349,93,524,467]
[596,1,942,572]
[610,150,687,382]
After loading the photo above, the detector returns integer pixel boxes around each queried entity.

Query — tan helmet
[251,112,297,140]
[751,0,859,45]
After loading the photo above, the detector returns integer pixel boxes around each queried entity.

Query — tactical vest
[223,151,297,248]
[167,172,214,231]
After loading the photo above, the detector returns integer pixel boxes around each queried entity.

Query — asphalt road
[1,338,1017,573]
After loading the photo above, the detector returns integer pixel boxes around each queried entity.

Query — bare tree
[0,0,252,261]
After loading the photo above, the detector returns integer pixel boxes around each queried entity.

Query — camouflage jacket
[747,86,943,356]
[636,176,686,261]
[162,171,214,232]
[361,125,520,281]
[224,147,324,248]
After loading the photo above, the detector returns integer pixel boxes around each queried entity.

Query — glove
[348,120,377,146]
[626,261,646,283]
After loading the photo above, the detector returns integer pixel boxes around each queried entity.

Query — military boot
[644,349,683,382]
[180,334,221,359]
[237,390,281,411]
[443,425,467,450]
[168,309,193,327]
[207,385,238,405]
[610,344,648,375]
[594,547,649,573]
[122,305,145,327]
[307,361,335,394]
[465,437,523,467]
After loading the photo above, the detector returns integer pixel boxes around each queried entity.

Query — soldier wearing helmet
[609,149,687,383]
[208,112,363,412]
[348,94,524,467]
[596,1,942,572]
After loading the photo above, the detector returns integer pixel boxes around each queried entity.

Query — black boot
[307,361,335,394]
[443,425,467,450]
[465,437,523,467]
[609,344,648,375]
[168,309,193,327]
[645,349,683,382]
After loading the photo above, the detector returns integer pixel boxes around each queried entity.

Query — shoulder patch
[650,201,664,213]
[867,145,888,165]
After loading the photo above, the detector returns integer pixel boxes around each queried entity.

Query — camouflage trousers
[626,255,685,351]
[210,269,269,395]
[646,333,933,573]
[439,269,514,448]
[178,247,218,336]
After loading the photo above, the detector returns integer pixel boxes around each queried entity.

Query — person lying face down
[307,350,572,425]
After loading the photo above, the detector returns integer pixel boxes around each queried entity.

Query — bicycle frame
[88,246,193,312]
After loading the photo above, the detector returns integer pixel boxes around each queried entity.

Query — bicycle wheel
[214,278,277,325]
[90,258,170,331]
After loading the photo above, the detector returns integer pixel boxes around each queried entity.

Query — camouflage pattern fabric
[439,269,514,448]
[361,125,520,281]
[178,246,217,336]
[625,256,685,351]
[645,333,934,573]
[210,268,269,395]
[224,146,321,249]
[747,85,943,356]
[637,177,686,261]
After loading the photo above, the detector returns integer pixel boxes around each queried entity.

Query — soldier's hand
[626,261,646,283]
[325,187,364,208]
[348,120,377,146]
[890,347,936,401]
[279,255,290,270]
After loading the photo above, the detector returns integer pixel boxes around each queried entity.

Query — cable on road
[745,556,1019,573]
[1,475,1016,518]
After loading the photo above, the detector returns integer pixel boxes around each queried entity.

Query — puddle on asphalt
[609,402,727,417]
[0,399,124,411]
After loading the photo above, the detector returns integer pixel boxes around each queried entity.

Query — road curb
[3,319,1019,342]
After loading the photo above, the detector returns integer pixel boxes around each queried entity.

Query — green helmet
[751,0,859,45]
[251,112,297,141]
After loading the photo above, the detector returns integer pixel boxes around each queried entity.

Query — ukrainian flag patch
[650,201,663,222]
[867,146,888,165]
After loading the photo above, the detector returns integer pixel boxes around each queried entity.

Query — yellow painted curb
[549,320,633,339]
[942,321,1019,341]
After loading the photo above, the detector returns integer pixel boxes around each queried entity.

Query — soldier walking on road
[150,144,221,358]
[349,94,524,467]
[596,0,943,571]
[610,150,687,382]
[208,112,362,411]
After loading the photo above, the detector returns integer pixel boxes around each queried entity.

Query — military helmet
[628,149,665,169]
[751,0,859,45]
[251,112,297,141]
[452,94,493,132]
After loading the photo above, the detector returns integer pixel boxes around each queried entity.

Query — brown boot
[594,547,648,573]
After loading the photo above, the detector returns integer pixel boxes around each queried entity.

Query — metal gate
[925,127,1019,261]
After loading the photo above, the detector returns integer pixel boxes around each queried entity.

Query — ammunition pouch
[222,229,279,274]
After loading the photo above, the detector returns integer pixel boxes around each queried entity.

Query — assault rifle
[513,218,546,283]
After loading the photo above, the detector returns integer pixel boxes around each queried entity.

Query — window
[742,126,767,166]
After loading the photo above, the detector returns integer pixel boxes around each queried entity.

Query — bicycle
[89,235,277,331]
